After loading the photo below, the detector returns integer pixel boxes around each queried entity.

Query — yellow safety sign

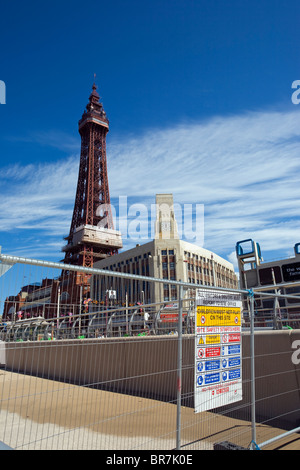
[206,334,220,344]
[197,306,241,327]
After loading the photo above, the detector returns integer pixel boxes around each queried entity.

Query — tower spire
[89,78,100,103]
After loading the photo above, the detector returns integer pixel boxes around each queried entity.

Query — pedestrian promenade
[0,370,299,450]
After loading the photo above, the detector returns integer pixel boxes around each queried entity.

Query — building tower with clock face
[155,193,179,241]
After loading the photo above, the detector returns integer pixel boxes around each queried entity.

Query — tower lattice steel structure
[63,83,122,268]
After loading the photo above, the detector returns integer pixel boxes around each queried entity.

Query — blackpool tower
[62,82,122,268]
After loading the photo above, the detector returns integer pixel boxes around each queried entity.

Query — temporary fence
[0,249,299,451]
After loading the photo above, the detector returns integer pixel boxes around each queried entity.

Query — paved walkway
[0,370,299,450]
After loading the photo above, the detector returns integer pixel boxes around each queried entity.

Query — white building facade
[92,194,237,306]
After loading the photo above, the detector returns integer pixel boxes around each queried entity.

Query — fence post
[249,290,257,449]
[176,283,183,450]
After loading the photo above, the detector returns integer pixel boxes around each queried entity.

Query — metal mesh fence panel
[0,254,299,450]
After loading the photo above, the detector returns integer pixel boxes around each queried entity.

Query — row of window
[161,250,174,255]
[163,283,178,301]
[188,279,211,285]
[184,251,211,262]
[162,262,175,269]
[103,252,152,271]
[187,264,213,275]
[188,277,236,286]
[184,251,232,275]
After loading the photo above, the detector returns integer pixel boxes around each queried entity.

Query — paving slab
[0,370,299,450]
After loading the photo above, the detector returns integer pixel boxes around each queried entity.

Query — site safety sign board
[194,289,243,414]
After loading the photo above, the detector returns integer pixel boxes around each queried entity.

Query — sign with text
[194,289,243,413]
[282,262,300,282]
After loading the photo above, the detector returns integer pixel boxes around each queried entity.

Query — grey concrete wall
[3,330,300,430]
[0,341,5,367]
[240,330,300,429]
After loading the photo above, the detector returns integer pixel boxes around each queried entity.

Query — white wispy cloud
[108,108,300,259]
[0,156,79,233]
[1,107,300,263]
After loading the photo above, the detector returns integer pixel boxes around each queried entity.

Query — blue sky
[0,0,300,271]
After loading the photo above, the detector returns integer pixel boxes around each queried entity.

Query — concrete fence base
[3,330,300,430]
